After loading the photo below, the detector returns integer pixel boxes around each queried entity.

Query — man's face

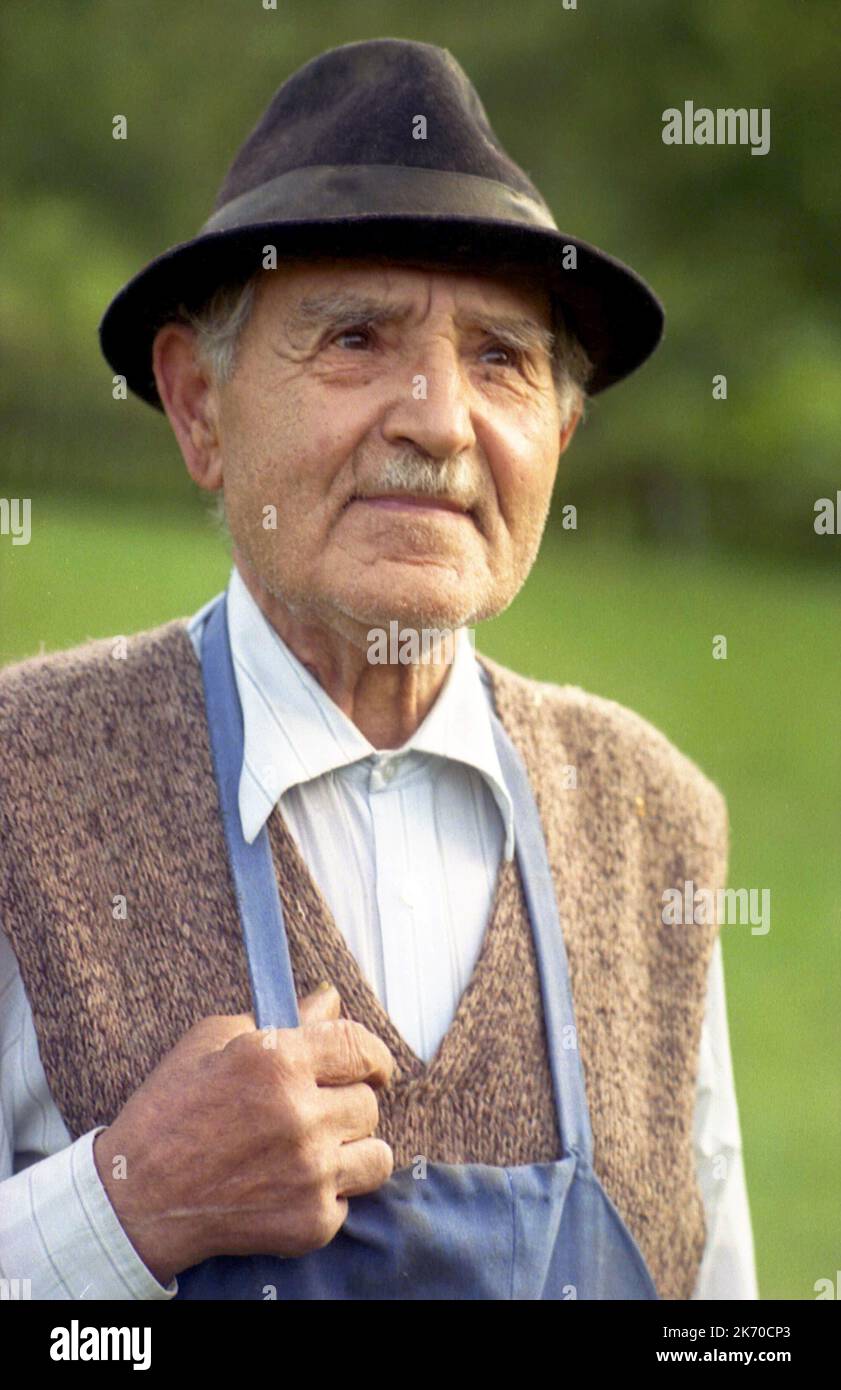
[203,258,578,635]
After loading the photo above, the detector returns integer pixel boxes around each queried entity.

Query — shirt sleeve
[0,927,178,1300]
[690,936,759,1299]
[0,1130,179,1300]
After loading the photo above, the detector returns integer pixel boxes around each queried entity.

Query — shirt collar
[220,564,515,858]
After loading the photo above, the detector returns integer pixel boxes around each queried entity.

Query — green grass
[2,494,839,1299]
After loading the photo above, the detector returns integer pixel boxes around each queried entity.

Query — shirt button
[370,753,402,790]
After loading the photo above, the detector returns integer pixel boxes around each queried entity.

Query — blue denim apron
[176,592,659,1300]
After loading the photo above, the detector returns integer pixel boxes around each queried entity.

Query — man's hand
[92,985,396,1286]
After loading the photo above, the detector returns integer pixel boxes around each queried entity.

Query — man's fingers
[305,1018,396,1089]
[335,1137,394,1198]
[298,982,342,1026]
[187,1013,257,1057]
[326,1081,381,1142]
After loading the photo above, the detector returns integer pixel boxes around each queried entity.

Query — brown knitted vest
[0,617,728,1300]
[268,807,559,1171]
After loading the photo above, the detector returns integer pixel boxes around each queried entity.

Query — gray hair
[177,278,259,388]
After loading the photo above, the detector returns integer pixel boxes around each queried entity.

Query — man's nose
[380,338,476,460]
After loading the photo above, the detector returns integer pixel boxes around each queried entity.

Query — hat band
[200,163,559,237]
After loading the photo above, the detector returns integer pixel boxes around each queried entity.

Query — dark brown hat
[99,37,664,408]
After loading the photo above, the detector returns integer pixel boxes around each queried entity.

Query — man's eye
[480,342,521,368]
[330,325,373,350]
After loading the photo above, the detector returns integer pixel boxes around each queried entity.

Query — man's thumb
[298,981,342,1025]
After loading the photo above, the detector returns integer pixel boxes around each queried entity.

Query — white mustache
[358,453,478,508]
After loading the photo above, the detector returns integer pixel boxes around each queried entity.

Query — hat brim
[99,215,664,408]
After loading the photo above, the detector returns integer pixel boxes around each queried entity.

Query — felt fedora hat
[99,37,664,408]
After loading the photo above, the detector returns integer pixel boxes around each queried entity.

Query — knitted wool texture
[0,618,727,1300]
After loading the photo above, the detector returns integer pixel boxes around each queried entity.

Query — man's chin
[346,606,471,637]
[333,581,484,634]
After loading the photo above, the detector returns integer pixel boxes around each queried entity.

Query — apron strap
[479,669,594,1161]
[200,591,300,1030]
[199,589,594,1163]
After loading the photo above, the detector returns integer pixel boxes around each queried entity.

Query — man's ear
[558,399,583,458]
[152,322,223,492]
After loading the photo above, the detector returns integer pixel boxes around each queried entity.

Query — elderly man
[0,38,757,1300]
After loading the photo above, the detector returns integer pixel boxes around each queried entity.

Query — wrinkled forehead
[249,254,554,325]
